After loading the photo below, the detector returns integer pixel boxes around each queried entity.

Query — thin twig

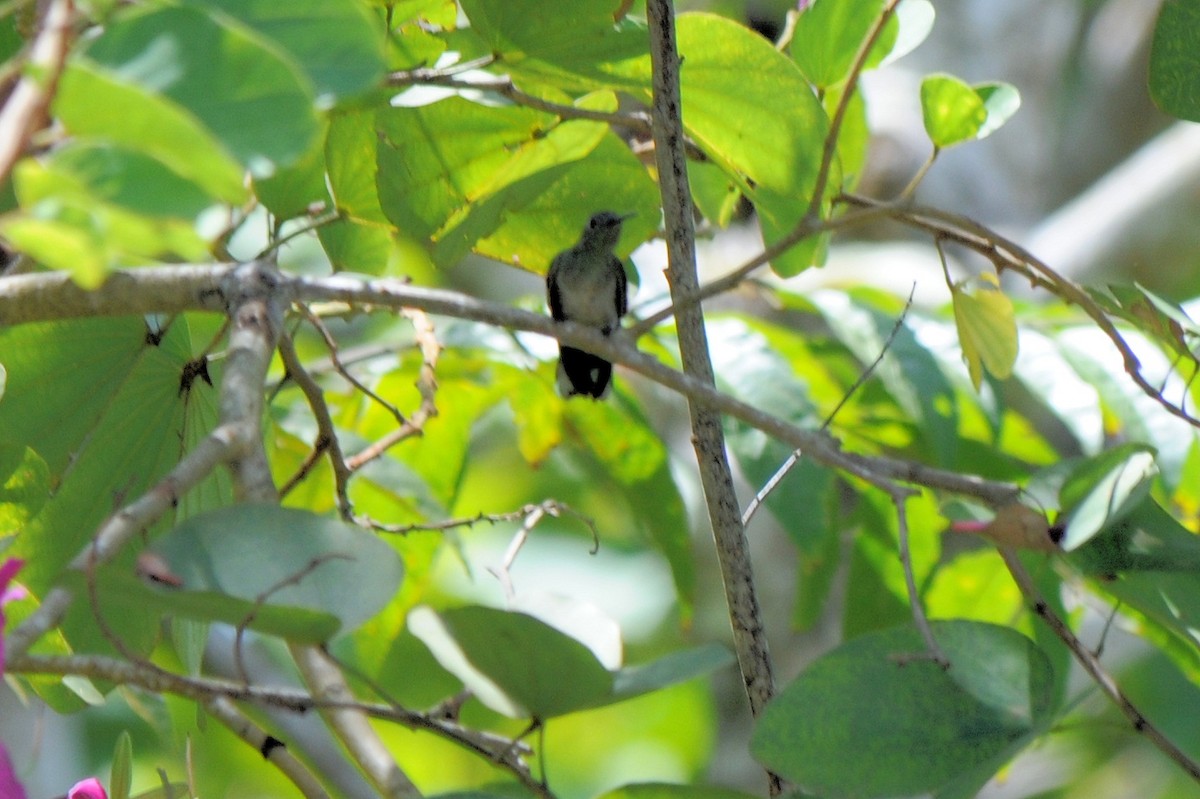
[891,488,945,665]
[0,265,1027,508]
[233,553,352,684]
[999,549,1200,782]
[346,308,440,470]
[841,193,1200,428]
[741,286,914,527]
[277,330,355,517]
[298,303,407,425]
[7,650,538,783]
[805,0,902,221]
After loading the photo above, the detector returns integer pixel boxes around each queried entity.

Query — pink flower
[0,558,25,606]
[0,744,28,799]
[0,556,28,676]
[0,559,31,799]
[0,558,28,673]
[67,777,108,799]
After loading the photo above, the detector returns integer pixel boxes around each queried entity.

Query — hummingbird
[546,211,632,398]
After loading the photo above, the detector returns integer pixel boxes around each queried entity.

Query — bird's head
[579,211,633,251]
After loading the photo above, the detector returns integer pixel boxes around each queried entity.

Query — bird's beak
[618,212,636,222]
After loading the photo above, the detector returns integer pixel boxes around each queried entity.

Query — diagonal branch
[0,0,73,185]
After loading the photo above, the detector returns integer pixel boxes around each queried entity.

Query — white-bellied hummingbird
[546,211,632,398]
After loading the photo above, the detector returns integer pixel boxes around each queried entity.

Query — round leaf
[751,620,1055,797]
[154,503,404,634]
[409,605,614,719]
[920,73,986,148]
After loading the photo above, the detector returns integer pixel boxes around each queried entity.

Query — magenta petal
[0,559,24,604]
[67,777,108,799]
[0,744,28,799]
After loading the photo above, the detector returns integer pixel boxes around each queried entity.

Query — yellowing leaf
[952,272,1018,389]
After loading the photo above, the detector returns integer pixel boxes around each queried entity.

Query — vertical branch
[218,259,286,501]
[289,644,421,798]
[218,264,418,796]
[643,2,780,791]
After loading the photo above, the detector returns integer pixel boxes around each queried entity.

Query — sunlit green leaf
[791,0,885,88]
[110,730,134,799]
[951,272,1018,390]
[1058,446,1157,551]
[920,73,986,148]
[974,82,1021,140]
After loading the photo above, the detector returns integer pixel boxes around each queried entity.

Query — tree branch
[645,1,781,794]
[999,549,1200,781]
[0,0,73,185]
[0,266,1022,509]
[203,695,333,799]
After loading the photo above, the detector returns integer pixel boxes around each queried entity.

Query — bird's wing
[546,256,567,321]
[612,255,628,318]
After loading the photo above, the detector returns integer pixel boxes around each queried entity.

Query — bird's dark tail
[557,346,613,398]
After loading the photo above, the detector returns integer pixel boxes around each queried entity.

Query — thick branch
[203,696,332,799]
[0,266,1021,508]
[0,264,230,323]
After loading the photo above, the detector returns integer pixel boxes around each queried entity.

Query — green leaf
[374,96,612,265]
[751,621,1055,797]
[0,444,50,538]
[85,571,341,643]
[46,142,217,219]
[67,6,320,177]
[152,503,404,635]
[1058,446,1157,552]
[920,73,986,148]
[4,158,210,284]
[409,605,614,719]
[468,133,660,272]
[596,784,759,799]
[327,109,390,224]
[674,14,828,277]
[920,75,1019,148]
[951,273,1018,390]
[810,290,960,464]
[180,0,385,100]
[1150,0,1200,121]
[881,0,935,67]
[1069,498,1200,575]
[110,730,133,799]
[459,0,649,90]
[791,0,886,88]
[608,644,734,705]
[55,62,248,202]
[318,218,398,275]
[253,130,330,220]
[974,82,1021,140]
